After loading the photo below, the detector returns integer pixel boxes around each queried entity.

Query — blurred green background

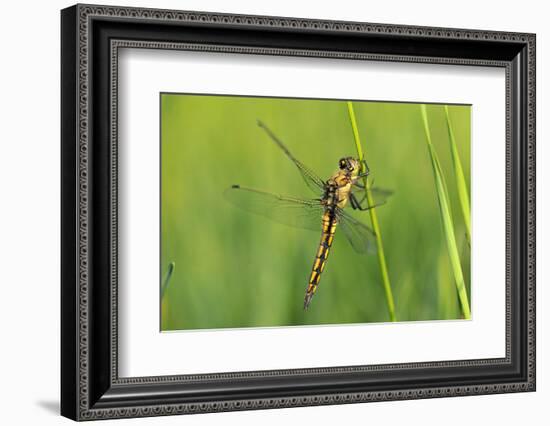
[160,94,471,331]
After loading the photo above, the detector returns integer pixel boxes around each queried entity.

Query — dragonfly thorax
[326,176,353,210]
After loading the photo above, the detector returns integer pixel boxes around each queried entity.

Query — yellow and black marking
[304,210,338,310]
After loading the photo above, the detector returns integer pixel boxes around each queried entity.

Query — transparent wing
[350,186,394,211]
[224,185,324,231]
[336,208,377,254]
[257,120,325,194]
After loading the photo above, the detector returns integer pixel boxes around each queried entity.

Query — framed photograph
[61,4,536,421]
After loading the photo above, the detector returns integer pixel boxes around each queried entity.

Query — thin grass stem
[444,106,471,245]
[420,105,471,319]
[347,101,396,322]
[161,261,175,300]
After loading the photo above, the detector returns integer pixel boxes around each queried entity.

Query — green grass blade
[161,261,175,299]
[347,101,396,322]
[444,106,471,245]
[420,105,471,319]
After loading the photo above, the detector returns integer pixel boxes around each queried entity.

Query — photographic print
[160,94,471,331]
[61,7,535,418]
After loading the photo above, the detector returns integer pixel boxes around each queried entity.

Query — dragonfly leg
[350,192,372,211]
[355,159,370,178]
[356,176,376,186]
[350,192,361,210]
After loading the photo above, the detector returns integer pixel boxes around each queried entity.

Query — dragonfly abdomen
[304,209,338,310]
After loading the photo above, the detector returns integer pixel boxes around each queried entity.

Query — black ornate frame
[61,3,536,421]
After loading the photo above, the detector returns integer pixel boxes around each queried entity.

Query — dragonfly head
[338,157,361,177]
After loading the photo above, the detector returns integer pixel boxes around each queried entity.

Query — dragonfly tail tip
[303,293,313,311]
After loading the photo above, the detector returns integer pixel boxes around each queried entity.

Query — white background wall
[0,0,546,424]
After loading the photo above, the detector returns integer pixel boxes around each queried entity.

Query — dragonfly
[224,121,392,310]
